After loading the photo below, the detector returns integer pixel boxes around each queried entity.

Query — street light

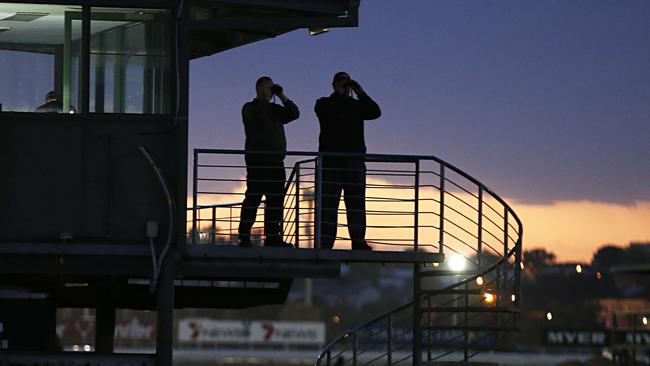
[575,264,582,274]
[448,254,466,272]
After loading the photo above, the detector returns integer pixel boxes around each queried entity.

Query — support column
[156,258,175,366]
[95,278,115,354]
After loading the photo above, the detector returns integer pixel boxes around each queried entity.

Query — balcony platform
[0,242,442,309]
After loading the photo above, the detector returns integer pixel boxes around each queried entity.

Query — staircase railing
[314,153,523,365]
[188,149,523,364]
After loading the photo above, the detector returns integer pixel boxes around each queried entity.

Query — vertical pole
[295,166,301,248]
[95,278,115,354]
[211,206,216,244]
[63,12,71,113]
[315,155,322,249]
[427,296,432,362]
[612,312,618,366]
[413,263,422,366]
[438,164,445,254]
[192,150,198,244]
[414,160,420,251]
[503,208,509,291]
[80,5,90,114]
[387,314,393,366]
[114,27,125,113]
[156,257,175,366]
[413,159,422,365]
[464,282,469,362]
[352,333,358,366]
[477,186,483,270]
[633,314,638,366]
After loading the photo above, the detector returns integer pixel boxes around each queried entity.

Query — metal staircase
[189,149,522,365]
[312,154,523,365]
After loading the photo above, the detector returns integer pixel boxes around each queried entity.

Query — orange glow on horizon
[189,178,650,262]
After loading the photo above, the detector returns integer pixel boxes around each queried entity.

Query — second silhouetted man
[315,72,381,250]
[238,76,300,247]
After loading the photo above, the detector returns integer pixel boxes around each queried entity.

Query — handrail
[315,243,520,363]
[192,149,523,233]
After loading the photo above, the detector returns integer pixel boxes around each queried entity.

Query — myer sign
[178,319,325,345]
[546,330,607,347]
[546,330,650,347]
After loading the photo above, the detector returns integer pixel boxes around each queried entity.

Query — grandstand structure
[0,1,522,365]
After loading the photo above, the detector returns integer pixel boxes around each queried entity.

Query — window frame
[0,0,176,116]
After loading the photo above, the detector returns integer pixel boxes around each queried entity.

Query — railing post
[387,314,393,366]
[477,186,483,270]
[229,206,233,241]
[192,150,199,244]
[295,165,301,248]
[315,154,323,249]
[352,333,358,366]
[414,160,420,251]
[438,164,445,254]
[413,263,422,366]
[211,205,216,244]
[464,282,469,362]
[502,208,509,294]
[326,350,331,366]
[427,296,432,362]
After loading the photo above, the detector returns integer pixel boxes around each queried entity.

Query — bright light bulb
[484,293,495,303]
[576,264,582,274]
[520,262,525,270]
[511,294,516,302]
[546,312,553,321]
[643,317,648,325]
[476,276,484,286]
[448,255,466,272]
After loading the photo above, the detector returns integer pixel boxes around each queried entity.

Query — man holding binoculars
[238,76,300,247]
[315,71,382,250]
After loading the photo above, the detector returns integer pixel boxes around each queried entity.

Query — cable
[139,146,176,293]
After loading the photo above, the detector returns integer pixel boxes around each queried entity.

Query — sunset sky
[188,0,650,262]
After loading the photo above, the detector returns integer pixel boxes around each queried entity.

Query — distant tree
[523,248,556,274]
[592,245,626,269]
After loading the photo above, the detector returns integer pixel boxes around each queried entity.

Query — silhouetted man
[315,72,381,250]
[34,91,75,113]
[238,76,300,247]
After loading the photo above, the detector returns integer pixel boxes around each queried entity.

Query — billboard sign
[177,319,325,345]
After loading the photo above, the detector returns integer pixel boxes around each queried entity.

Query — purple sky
[188,0,650,205]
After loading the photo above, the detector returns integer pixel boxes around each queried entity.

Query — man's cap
[332,71,350,83]
[46,90,58,100]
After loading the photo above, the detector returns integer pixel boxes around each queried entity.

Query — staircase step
[424,362,497,366]
[422,325,519,332]
[419,270,479,277]
[421,289,484,295]
[421,306,519,313]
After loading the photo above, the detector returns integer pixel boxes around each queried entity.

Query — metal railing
[190,149,453,253]
[188,149,523,364]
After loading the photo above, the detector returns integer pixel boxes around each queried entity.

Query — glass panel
[90,7,171,114]
[0,3,82,113]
